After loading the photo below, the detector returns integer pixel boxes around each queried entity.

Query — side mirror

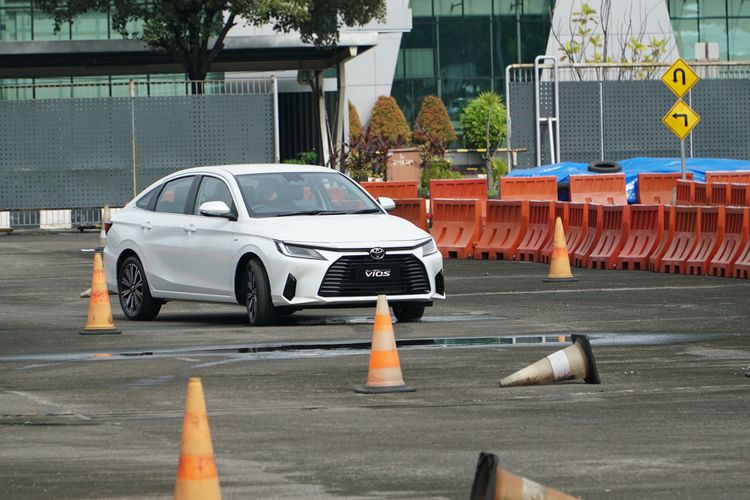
[377,196,396,212]
[199,201,236,220]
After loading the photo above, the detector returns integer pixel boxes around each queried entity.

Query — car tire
[118,255,162,321]
[587,161,622,173]
[245,259,276,326]
[392,303,425,323]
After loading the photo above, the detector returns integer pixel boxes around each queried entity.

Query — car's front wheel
[392,303,425,323]
[245,258,276,326]
[118,255,162,320]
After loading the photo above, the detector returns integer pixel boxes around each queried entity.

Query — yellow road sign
[662,100,700,140]
[661,58,699,98]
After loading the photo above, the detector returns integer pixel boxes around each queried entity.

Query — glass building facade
[392,0,554,126]
[0,0,210,96]
[668,0,750,61]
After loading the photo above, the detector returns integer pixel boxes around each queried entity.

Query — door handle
[141,222,152,230]
[183,224,196,233]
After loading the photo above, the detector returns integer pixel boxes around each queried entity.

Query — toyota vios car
[103,164,445,326]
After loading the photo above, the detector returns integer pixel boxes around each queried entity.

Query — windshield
[235,171,382,218]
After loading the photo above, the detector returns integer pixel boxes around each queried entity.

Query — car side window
[194,177,234,215]
[155,176,194,214]
[135,186,159,211]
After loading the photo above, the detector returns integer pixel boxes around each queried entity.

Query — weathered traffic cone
[354,295,415,394]
[80,252,120,335]
[499,334,600,387]
[175,378,221,500]
[470,452,580,500]
[543,217,577,282]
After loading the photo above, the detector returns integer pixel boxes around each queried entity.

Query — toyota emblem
[369,247,385,260]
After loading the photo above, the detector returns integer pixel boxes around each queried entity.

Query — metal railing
[0,78,274,100]
[506,60,750,83]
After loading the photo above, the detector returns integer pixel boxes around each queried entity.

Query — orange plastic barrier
[430,199,481,259]
[587,205,631,270]
[572,204,604,268]
[658,205,700,274]
[693,181,709,205]
[685,206,725,275]
[615,205,664,271]
[430,178,487,222]
[705,171,750,184]
[474,200,529,260]
[569,173,628,205]
[540,202,570,263]
[709,182,730,206]
[391,198,428,232]
[730,183,750,206]
[648,205,676,271]
[360,181,419,200]
[499,175,558,201]
[515,201,555,262]
[675,179,694,204]
[708,207,749,277]
[732,227,750,278]
[637,172,693,204]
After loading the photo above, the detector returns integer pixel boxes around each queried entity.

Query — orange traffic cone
[499,334,600,387]
[544,217,577,282]
[471,452,580,500]
[354,295,415,394]
[175,378,221,500]
[80,252,120,335]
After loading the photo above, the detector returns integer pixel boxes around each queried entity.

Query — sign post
[661,58,700,180]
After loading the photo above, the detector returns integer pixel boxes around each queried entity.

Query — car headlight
[275,241,326,260]
[421,238,438,257]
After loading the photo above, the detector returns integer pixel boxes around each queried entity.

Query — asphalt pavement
[0,231,748,499]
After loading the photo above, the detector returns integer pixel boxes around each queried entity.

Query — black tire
[118,255,161,320]
[245,259,276,326]
[588,161,621,173]
[392,303,425,323]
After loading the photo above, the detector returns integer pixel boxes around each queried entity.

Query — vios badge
[369,247,385,260]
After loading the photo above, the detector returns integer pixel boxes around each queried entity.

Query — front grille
[318,254,430,297]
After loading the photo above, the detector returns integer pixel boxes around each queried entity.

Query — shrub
[348,101,363,143]
[421,158,461,193]
[460,92,506,150]
[414,95,456,146]
[283,151,318,165]
[366,96,411,146]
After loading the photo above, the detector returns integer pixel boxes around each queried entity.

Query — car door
[176,175,236,298]
[140,175,198,293]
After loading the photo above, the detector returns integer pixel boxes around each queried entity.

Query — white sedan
[103,164,445,326]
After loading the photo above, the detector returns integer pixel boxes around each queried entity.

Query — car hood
[249,214,430,247]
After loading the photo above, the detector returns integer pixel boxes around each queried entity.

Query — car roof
[176,164,335,176]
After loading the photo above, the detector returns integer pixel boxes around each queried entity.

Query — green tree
[35,0,386,90]
[459,92,507,192]
[413,95,456,168]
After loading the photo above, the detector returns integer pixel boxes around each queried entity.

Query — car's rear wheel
[392,303,425,322]
[246,259,276,326]
[118,256,161,320]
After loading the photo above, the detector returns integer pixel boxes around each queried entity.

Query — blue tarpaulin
[506,157,750,203]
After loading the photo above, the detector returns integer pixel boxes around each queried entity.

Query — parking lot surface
[1,232,749,499]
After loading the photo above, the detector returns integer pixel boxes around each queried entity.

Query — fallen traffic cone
[543,216,577,282]
[470,452,580,500]
[354,295,415,394]
[80,252,120,335]
[175,378,221,500]
[499,334,600,387]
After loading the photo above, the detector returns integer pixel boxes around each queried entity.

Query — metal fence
[505,61,750,168]
[0,79,278,228]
